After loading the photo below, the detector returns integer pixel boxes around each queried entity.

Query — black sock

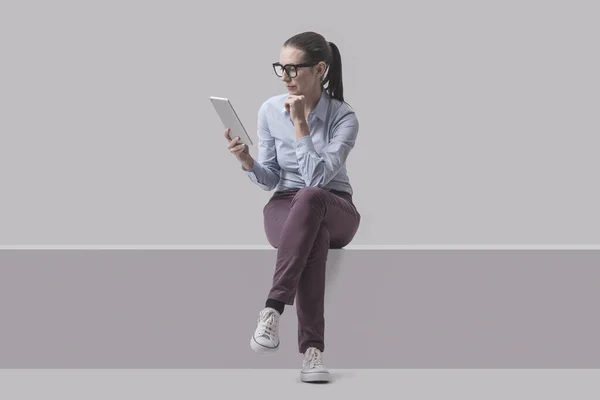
[265,298,285,315]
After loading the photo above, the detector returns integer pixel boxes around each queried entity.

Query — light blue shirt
[245,90,359,195]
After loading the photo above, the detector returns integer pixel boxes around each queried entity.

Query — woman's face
[278,46,324,96]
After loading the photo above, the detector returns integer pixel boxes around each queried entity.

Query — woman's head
[272,31,344,102]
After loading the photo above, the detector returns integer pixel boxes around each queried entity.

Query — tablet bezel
[209,96,254,147]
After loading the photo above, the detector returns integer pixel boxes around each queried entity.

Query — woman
[224,31,361,383]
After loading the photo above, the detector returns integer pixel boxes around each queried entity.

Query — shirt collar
[280,89,330,121]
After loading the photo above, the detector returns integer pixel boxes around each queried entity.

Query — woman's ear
[318,61,327,78]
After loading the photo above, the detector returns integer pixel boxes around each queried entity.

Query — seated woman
[224,31,361,383]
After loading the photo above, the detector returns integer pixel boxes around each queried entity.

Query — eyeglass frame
[272,61,321,78]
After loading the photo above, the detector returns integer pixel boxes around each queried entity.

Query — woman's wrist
[294,118,310,139]
[242,157,254,171]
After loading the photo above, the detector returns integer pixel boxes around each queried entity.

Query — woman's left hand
[284,95,306,123]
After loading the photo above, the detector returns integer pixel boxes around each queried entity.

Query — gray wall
[3,249,600,368]
[1,0,598,246]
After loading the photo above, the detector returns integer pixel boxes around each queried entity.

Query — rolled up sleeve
[246,102,281,191]
[293,110,359,187]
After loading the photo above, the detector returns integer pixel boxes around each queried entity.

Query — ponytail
[323,41,344,103]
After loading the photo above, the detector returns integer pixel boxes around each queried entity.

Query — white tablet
[210,96,254,147]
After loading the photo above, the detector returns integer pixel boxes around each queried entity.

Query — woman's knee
[292,187,328,208]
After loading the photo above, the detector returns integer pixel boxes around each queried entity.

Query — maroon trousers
[262,187,361,354]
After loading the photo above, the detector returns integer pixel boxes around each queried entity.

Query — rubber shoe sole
[250,335,279,355]
[300,370,330,383]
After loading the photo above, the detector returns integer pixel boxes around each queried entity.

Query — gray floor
[1,369,599,399]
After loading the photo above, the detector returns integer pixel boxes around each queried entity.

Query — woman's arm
[245,102,281,191]
[293,110,359,187]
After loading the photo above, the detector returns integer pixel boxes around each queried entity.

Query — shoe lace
[307,348,324,368]
[258,310,278,339]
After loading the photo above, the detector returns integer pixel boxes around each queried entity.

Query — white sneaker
[250,307,281,354]
[301,347,330,383]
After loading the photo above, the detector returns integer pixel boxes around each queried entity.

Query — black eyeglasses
[272,61,319,78]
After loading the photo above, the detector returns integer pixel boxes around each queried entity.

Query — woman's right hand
[224,128,254,170]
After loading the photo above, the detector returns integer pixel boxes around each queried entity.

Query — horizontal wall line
[1,245,599,250]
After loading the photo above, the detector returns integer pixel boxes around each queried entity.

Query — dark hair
[283,31,345,103]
